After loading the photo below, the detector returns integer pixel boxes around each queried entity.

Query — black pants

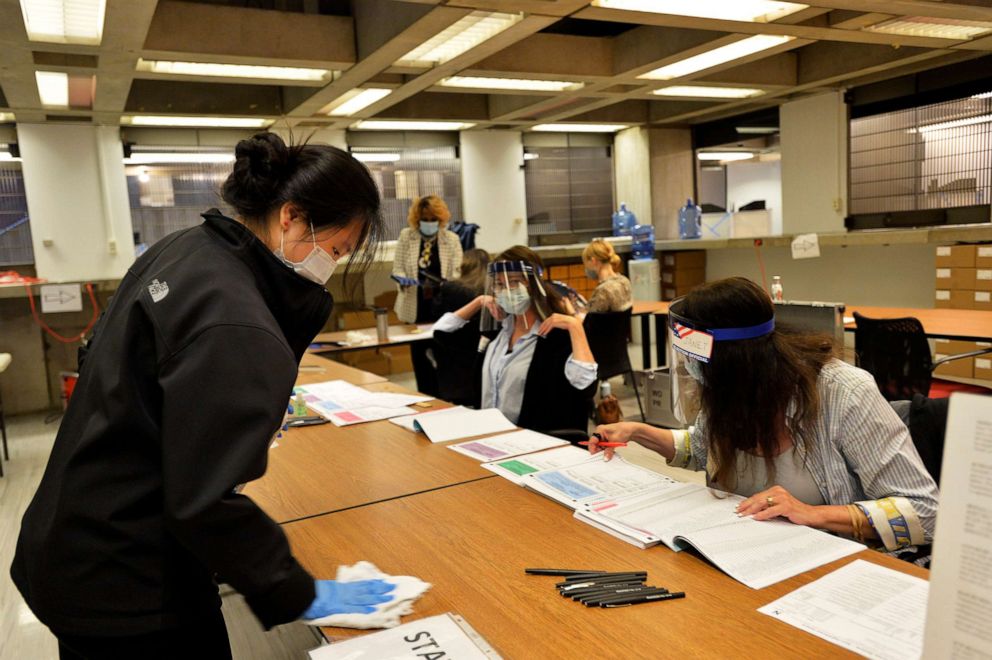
[56,609,231,660]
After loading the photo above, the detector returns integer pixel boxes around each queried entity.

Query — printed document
[523,456,676,508]
[389,406,467,432]
[924,393,992,658]
[482,445,597,485]
[760,559,927,660]
[448,429,567,462]
[308,613,500,659]
[294,380,431,426]
[413,407,516,443]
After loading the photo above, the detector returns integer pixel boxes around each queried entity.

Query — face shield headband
[668,297,775,364]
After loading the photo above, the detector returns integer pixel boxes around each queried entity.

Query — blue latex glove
[300,579,397,619]
[393,275,418,287]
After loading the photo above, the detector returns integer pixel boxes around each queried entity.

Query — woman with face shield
[12,133,396,659]
[432,246,598,432]
[588,277,938,556]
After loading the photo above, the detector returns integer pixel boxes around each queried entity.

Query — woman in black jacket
[11,133,395,659]
[433,246,597,432]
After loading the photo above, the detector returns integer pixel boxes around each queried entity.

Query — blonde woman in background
[582,238,631,313]
[392,195,462,394]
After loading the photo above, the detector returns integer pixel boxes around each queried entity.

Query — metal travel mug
[374,307,389,342]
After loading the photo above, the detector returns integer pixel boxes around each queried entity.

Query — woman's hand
[736,485,824,527]
[537,312,580,337]
[587,422,639,461]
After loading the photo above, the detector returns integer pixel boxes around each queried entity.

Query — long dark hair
[680,277,835,489]
[221,132,384,285]
[457,248,491,294]
[495,245,567,314]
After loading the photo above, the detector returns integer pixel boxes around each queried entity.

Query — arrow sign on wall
[40,284,83,313]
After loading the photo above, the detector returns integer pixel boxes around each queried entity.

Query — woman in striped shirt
[590,277,938,552]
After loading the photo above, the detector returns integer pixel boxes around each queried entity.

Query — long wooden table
[296,352,388,386]
[311,324,434,354]
[285,477,926,658]
[631,300,670,370]
[846,305,992,341]
[242,390,493,524]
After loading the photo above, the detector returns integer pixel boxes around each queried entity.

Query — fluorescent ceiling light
[697,152,755,161]
[0,113,15,123]
[865,17,992,40]
[352,120,475,131]
[395,11,523,67]
[326,88,393,117]
[531,123,627,133]
[36,71,68,107]
[735,126,779,134]
[639,35,794,80]
[972,91,992,99]
[592,0,808,23]
[653,85,765,99]
[136,59,331,82]
[19,0,106,45]
[125,152,236,164]
[439,76,584,92]
[914,114,992,133]
[351,152,401,163]
[523,153,539,160]
[125,116,271,128]
[0,152,21,162]
[137,167,150,183]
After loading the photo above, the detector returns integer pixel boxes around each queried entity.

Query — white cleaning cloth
[302,561,431,629]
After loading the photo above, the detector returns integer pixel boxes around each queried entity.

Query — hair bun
[222,132,291,218]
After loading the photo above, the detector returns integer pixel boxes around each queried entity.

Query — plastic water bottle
[771,276,784,302]
[631,223,655,261]
[612,202,636,237]
[678,198,702,240]
[293,391,308,417]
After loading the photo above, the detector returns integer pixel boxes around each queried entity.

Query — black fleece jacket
[11,210,330,635]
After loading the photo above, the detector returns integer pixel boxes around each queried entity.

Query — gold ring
[766,496,774,507]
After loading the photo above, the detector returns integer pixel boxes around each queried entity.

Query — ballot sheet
[294,380,431,426]
[448,429,567,462]
[760,559,928,660]
[482,445,598,485]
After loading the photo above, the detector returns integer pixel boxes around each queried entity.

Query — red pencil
[578,440,628,448]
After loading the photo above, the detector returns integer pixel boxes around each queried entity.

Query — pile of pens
[525,568,685,608]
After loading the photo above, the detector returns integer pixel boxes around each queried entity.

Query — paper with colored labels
[482,445,597,485]
[759,559,927,660]
[447,429,567,462]
[522,456,676,509]
[294,380,431,427]
[671,321,714,362]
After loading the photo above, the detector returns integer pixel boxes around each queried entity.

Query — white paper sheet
[924,393,992,658]
[389,406,467,432]
[387,325,434,343]
[482,445,597,485]
[308,613,497,659]
[413,408,516,443]
[760,559,928,660]
[294,380,430,427]
[447,429,567,462]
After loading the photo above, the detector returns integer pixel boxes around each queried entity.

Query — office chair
[583,310,645,420]
[890,394,949,487]
[432,318,486,408]
[853,311,992,400]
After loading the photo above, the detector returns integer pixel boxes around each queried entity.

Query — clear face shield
[667,297,776,425]
[480,261,553,333]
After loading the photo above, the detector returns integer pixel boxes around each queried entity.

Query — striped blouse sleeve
[836,373,939,550]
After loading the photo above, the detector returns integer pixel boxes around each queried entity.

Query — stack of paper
[448,429,567,462]
[482,445,597,485]
[522,456,679,509]
[294,380,431,426]
[388,405,468,431]
[411,408,516,444]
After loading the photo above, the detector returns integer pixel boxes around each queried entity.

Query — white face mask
[274,224,338,285]
[684,357,705,384]
[419,220,439,237]
[496,284,531,315]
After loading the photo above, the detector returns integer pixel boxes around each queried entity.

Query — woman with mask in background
[12,133,396,659]
[433,246,597,433]
[392,195,462,395]
[581,238,631,314]
[588,277,938,556]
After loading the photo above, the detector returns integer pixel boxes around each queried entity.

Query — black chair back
[853,312,932,401]
[583,310,634,380]
[432,316,486,408]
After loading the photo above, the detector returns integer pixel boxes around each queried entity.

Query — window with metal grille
[126,162,233,252]
[523,144,614,239]
[0,161,34,267]
[350,146,463,240]
[850,93,992,217]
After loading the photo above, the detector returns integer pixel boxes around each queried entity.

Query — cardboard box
[977,245,992,268]
[661,250,706,271]
[568,263,585,278]
[382,345,413,374]
[934,354,974,378]
[975,354,992,380]
[338,349,391,375]
[340,310,399,330]
[974,291,992,311]
[976,268,992,291]
[935,267,977,290]
[661,268,705,287]
[935,245,977,268]
[549,265,570,280]
[935,290,974,309]
[934,339,980,355]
